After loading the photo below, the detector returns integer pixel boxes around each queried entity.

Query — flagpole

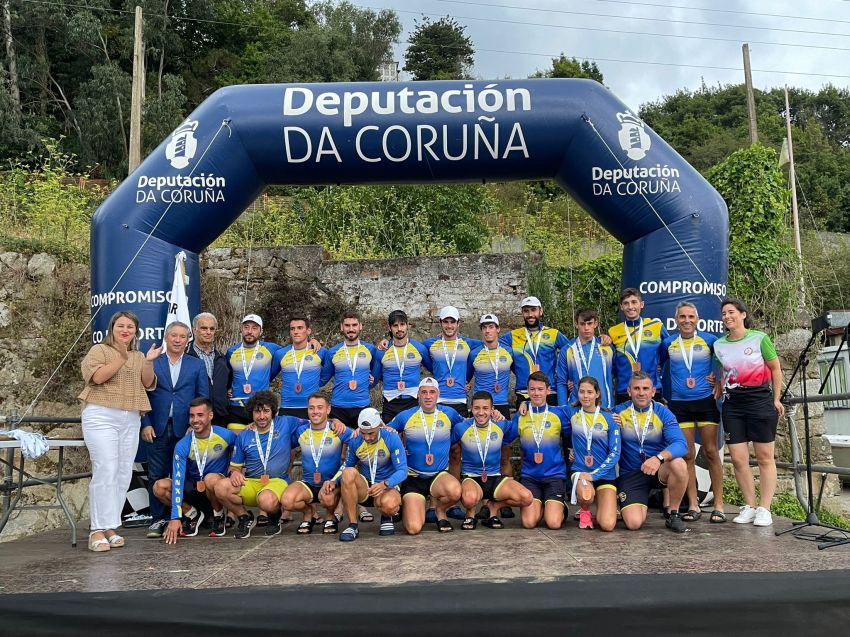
[784,85,806,316]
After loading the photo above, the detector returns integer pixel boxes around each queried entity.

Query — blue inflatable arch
[90,79,728,344]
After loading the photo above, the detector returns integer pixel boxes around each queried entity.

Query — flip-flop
[682,510,702,522]
[710,510,727,523]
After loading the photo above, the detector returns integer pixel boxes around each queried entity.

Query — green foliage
[0,234,88,264]
[554,252,623,330]
[705,145,800,331]
[530,55,604,84]
[404,16,474,80]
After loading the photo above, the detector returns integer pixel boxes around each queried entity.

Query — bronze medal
[481,470,488,483]
[534,452,543,464]
[632,362,641,371]
[425,453,434,466]
[243,383,252,394]
[397,380,405,391]
[348,379,358,390]
[686,376,696,389]
[446,377,455,387]
[584,454,594,468]
[261,473,270,485]
[196,480,205,493]
[294,382,302,393]
[493,382,501,393]
[532,364,540,372]
[313,471,322,484]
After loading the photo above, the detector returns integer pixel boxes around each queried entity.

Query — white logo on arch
[166,119,199,169]
[616,111,651,161]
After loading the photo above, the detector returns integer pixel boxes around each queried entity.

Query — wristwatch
[655,453,665,464]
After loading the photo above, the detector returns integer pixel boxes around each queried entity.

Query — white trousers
[81,403,141,531]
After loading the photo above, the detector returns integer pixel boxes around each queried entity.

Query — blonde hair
[104,310,140,351]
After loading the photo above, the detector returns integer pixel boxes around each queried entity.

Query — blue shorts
[520,475,566,505]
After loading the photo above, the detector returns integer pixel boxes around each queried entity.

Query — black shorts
[279,407,309,420]
[669,395,720,428]
[722,386,778,444]
[616,469,667,509]
[463,474,511,501]
[382,396,418,423]
[330,405,368,429]
[514,393,558,410]
[401,472,447,499]
[296,480,323,504]
[227,404,252,426]
[180,479,213,515]
[570,473,617,492]
[520,475,566,505]
[494,404,511,420]
[441,401,469,417]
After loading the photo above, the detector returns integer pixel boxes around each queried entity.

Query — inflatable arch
[89,79,728,344]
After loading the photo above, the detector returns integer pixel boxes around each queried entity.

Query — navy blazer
[143,353,210,437]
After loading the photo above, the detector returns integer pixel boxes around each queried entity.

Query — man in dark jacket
[186,312,230,427]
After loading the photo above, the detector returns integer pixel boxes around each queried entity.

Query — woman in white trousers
[79,311,160,552]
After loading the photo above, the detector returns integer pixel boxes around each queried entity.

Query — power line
[19,0,252,28]
[431,0,850,39]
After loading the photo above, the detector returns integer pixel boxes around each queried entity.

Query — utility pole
[742,43,758,146]
[128,5,144,174]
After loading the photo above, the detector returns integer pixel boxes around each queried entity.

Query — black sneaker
[181,510,205,537]
[264,513,283,537]
[255,514,269,527]
[210,513,226,537]
[665,511,688,533]
[146,519,168,538]
[234,514,254,539]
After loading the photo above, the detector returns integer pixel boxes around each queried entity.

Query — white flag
[165,251,192,340]
[779,138,790,168]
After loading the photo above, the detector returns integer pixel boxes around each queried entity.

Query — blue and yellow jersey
[274,345,326,409]
[230,415,304,479]
[335,428,408,487]
[171,426,235,519]
[615,401,687,473]
[660,331,718,401]
[387,406,463,476]
[379,339,431,401]
[291,422,354,486]
[467,344,514,405]
[508,405,571,480]
[423,336,482,403]
[226,340,283,404]
[608,318,668,393]
[452,418,512,477]
[500,326,570,394]
[568,409,620,481]
[557,337,615,409]
[320,341,381,407]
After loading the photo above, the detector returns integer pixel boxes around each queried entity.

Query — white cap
[418,377,440,390]
[438,306,460,320]
[479,313,499,327]
[241,313,263,328]
[357,407,382,430]
[520,296,542,309]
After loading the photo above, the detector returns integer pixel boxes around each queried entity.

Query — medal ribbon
[418,409,438,455]
[677,333,696,375]
[630,403,654,457]
[191,431,210,477]
[308,423,330,475]
[288,345,309,384]
[254,422,275,475]
[441,337,459,375]
[485,345,501,383]
[343,341,360,378]
[624,319,645,360]
[392,343,407,378]
[366,435,381,483]
[573,337,596,377]
[524,328,544,364]
[240,343,259,384]
[473,421,494,475]
[581,407,600,459]
[529,404,549,453]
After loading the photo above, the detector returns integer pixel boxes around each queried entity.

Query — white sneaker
[753,507,773,527]
[733,505,757,524]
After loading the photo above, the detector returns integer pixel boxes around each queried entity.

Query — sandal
[323,519,338,534]
[359,510,374,523]
[88,531,110,553]
[710,510,727,523]
[481,516,504,529]
[462,517,477,530]
[437,519,454,533]
[682,510,702,522]
[297,518,319,535]
[104,531,125,547]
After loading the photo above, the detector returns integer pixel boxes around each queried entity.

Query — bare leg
[754,441,777,509]
[681,426,699,511]
[728,442,756,507]
[699,425,724,511]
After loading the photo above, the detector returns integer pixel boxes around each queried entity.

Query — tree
[531,54,603,84]
[404,16,473,80]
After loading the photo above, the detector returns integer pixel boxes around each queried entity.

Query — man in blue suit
[142,321,210,538]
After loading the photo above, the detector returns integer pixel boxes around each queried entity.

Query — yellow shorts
[238,477,288,507]
[678,421,718,430]
[227,422,248,433]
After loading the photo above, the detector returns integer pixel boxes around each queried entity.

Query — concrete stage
[2,507,850,636]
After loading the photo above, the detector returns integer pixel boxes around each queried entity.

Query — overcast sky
[374,0,850,109]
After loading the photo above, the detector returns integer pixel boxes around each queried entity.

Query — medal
[529,405,549,466]
[687,376,696,389]
[525,328,543,374]
[239,343,259,396]
[640,452,647,462]
[580,406,600,473]
[288,346,309,396]
[243,383,252,394]
[532,364,540,372]
[485,345,502,395]
[294,382,302,393]
[481,470,488,483]
[255,422,275,487]
[584,455,594,468]
[493,382,501,393]
[261,473,270,485]
[632,362,641,371]
[308,423,330,487]
[425,453,434,466]
[441,337,459,385]
[419,410,439,469]
[392,345,407,392]
[534,452,543,464]
[343,343,360,391]
[348,379,358,390]
[631,403,654,465]
[446,377,455,387]
[624,319,645,367]
[397,380,405,391]
[473,421,494,479]
[678,334,698,391]
[313,471,322,484]
[196,480,205,493]
[191,431,211,486]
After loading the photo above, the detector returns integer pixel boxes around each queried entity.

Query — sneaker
[210,513,226,537]
[264,513,283,536]
[339,524,359,542]
[181,510,205,537]
[255,514,269,527]
[579,508,594,530]
[146,519,168,538]
[379,515,395,536]
[446,505,466,520]
[234,514,254,539]
[665,511,688,533]
[753,507,773,527]
[733,505,757,524]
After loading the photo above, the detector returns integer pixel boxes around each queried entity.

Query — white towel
[5,429,49,459]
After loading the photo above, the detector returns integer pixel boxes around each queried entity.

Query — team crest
[617,110,651,160]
